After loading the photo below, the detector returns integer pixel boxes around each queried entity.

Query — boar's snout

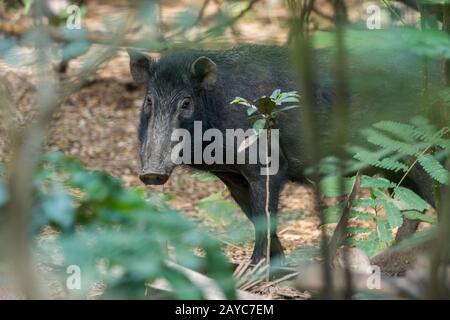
[139,168,169,185]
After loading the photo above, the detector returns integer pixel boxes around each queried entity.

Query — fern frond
[353,198,380,208]
[347,226,372,234]
[417,154,449,184]
[402,211,436,224]
[325,116,449,257]
[394,187,430,212]
[375,157,409,172]
[324,204,344,224]
[410,116,439,138]
[373,120,427,142]
[353,147,409,172]
[362,127,421,156]
[360,175,396,189]
[349,210,374,221]
[374,216,392,242]
[353,149,387,165]
[383,201,403,228]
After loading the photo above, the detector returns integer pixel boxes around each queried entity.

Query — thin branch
[0,0,261,52]
[195,0,211,25]
[0,21,137,47]
[288,0,334,299]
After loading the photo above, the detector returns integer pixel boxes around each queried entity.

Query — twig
[233,260,252,278]
[257,271,300,291]
[265,128,271,280]
[195,0,211,25]
[332,0,353,298]
[311,5,333,21]
[395,128,449,189]
[150,260,263,300]
[198,0,260,41]
[426,3,450,299]
[381,0,407,26]
[0,21,137,47]
[289,0,334,298]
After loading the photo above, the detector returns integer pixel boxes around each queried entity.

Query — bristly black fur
[131,44,436,264]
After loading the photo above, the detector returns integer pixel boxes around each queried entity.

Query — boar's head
[127,49,217,185]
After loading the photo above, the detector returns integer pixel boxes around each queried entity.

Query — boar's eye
[180,97,192,110]
[143,95,152,113]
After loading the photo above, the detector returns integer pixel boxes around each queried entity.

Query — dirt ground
[2,0,428,299]
[39,1,323,264]
[47,50,322,255]
[0,0,328,298]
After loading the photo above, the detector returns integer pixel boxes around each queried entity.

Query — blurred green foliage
[321,117,448,256]
[1,152,235,299]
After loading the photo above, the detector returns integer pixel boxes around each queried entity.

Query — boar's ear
[191,56,217,90]
[127,48,154,83]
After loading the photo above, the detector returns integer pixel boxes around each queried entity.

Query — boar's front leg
[216,171,285,265]
[246,170,286,265]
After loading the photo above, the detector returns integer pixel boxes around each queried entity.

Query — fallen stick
[149,261,264,300]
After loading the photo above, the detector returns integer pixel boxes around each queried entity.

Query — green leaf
[252,118,266,134]
[362,127,420,156]
[372,187,390,201]
[360,175,396,189]
[23,0,34,14]
[376,158,409,172]
[384,201,403,228]
[272,104,300,115]
[347,226,371,234]
[274,91,300,105]
[270,89,281,100]
[353,150,408,172]
[355,232,380,257]
[197,192,237,225]
[40,184,75,231]
[324,207,375,225]
[402,211,436,224]
[174,8,198,30]
[373,120,431,142]
[254,96,276,115]
[320,176,355,197]
[349,209,374,221]
[192,172,218,182]
[324,203,344,223]
[61,40,91,61]
[353,198,379,208]
[163,267,204,299]
[237,134,258,152]
[246,107,258,116]
[375,216,392,242]
[230,97,253,108]
[417,154,449,184]
[394,187,430,211]
[31,151,236,299]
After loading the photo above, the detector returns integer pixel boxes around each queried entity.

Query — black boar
[128,45,436,264]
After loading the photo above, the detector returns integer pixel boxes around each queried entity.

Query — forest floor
[46,47,322,264]
[0,0,323,299]
[0,0,424,299]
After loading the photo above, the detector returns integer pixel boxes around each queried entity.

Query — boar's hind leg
[215,172,284,265]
